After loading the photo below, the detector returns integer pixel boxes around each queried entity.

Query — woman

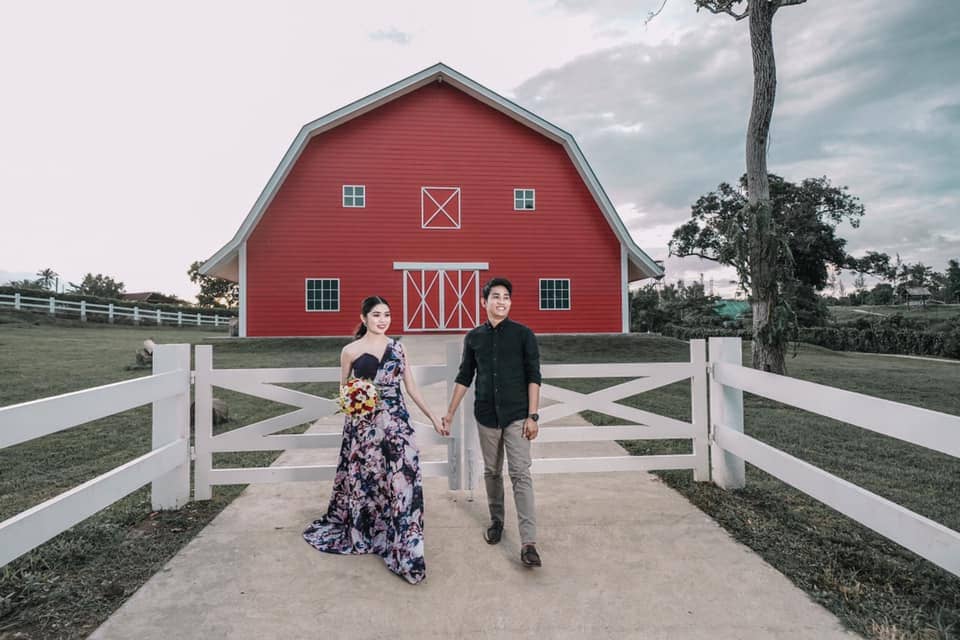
[303,296,446,584]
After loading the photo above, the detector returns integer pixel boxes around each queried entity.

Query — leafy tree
[944,259,960,304]
[69,273,125,299]
[847,251,896,281]
[188,261,239,308]
[867,283,895,306]
[670,175,891,366]
[35,268,59,291]
[630,281,721,332]
[630,284,668,332]
[853,273,866,293]
[893,261,942,301]
[648,0,808,373]
[674,281,722,326]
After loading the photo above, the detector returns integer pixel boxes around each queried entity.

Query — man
[442,277,542,567]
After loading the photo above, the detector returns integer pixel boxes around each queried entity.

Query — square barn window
[306,279,340,312]
[539,279,570,310]
[514,188,535,210]
[343,185,365,208]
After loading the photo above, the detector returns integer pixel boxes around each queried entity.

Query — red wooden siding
[245,82,623,336]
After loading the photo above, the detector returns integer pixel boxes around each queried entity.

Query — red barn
[201,63,663,337]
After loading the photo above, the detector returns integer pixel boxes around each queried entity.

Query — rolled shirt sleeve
[522,328,542,386]
[454,335,477,387]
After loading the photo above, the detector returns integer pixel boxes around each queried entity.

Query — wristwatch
[528,413,540,422]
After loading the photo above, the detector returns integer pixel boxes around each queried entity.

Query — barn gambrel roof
[201,63,664,282]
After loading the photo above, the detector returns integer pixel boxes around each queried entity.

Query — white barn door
[394,262,488,332]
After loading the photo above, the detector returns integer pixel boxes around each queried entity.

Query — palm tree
[36,268,59,291]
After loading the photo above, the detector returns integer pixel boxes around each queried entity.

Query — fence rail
[707,336,960,578]
[0,345,192,567]
[192,344,460,501]
[532,341,709,481]
[2,336,958,580]
[0,293,231,328]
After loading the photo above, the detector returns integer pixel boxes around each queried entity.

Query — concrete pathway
[90,335,857,639]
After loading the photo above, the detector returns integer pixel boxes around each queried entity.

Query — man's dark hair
[482,277,513,300]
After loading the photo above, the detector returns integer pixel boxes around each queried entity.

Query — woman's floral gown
[303,338,426,584]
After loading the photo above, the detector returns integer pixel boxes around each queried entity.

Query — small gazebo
[905,286,932,309]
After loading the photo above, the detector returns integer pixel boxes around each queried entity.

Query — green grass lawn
[829,303,960,329]
[2,318,958,639]
[538,334,960,640]
[0,312,347,638]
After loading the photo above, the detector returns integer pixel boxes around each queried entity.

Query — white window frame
[539,278,571,311]
[342,185,366,208]
[421,186,461,229]
[305,278,340,312]
[514,188,536,211]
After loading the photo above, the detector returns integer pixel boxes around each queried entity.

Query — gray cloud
[933,103,960,125]
[369,27,412,45]
[516,0,960,280]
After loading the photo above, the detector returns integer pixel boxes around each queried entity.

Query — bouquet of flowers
[337,377,379,418]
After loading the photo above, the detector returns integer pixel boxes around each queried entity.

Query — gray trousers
[476,419,537,545]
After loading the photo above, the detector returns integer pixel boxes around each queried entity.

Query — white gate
[192,345,460,500]
[454,340,710,488]
[394,262,487,332]
[193,341,708,501]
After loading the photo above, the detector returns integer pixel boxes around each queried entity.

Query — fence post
[133,307,140,325]
[80,299,86,321]
[48,296,55,316]
[156,308,162,326]
[690,339,709,482]
[14,293,20,310]
[108,303,114,323]
[177,311,183,326]
[194,345,214,500]
[446,342,464,490]
[708,337,745,489]
[196,312,201,326]
[151,344,192,510]
[214,315,219,328]
[462,386,481,493]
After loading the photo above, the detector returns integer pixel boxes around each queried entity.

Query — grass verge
[537,334,960,640]
[0,314,346,638]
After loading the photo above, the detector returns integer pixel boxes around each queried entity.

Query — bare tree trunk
[746,0,786,374]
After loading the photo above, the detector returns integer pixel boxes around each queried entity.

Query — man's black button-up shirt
[455,317,542,428]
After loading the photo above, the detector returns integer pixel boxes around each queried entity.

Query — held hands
[433,414,451,437]
[523,418,539,440]
[440,413,454,432]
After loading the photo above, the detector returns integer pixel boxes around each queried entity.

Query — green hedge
[660,324,752,341]
[659,322,960,360]
[799,325,960,359]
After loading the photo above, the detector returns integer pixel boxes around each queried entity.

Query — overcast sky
[2,0,958,301]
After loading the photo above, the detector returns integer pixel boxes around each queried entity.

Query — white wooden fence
[0,344,192,568]
[708,337,960,578]
[521,341,708,479]
[0,292,230,328]
[193,345,460,500]
[2,337,958,580]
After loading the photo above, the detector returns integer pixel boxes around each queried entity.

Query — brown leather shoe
[484,520,504,545]
[520,544,542,567]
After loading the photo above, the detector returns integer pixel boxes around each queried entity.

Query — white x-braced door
[394,262,488,332]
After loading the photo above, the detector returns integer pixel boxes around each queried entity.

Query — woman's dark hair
[482,277,513,300]
[355,296,390,338]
